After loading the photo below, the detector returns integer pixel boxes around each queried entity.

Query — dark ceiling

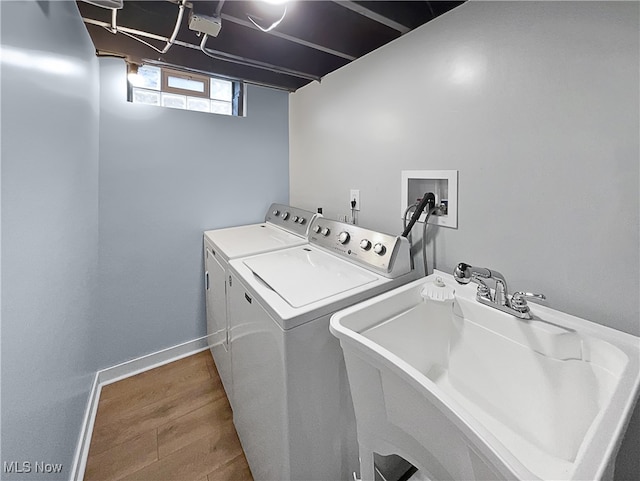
[78,0,464,91]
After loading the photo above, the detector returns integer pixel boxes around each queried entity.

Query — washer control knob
[313,225,322,234]
[360,239,372,251]
[373,243,386,255]
[292,216,299,223]
[281,211,290,220]
[321,227,331,237]
[298,217,306,224]
[338,231,350,244]
[272,209,280,216]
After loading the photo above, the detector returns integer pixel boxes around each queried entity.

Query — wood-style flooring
[85,350,253,481]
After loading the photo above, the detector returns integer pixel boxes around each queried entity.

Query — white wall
[0,1,100,478]
[96,58,290,369]
[291,0,638,335]
[290,1,639,478]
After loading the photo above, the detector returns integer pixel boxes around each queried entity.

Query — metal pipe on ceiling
[110,8,117,33]
[105,1,185,54]
[219,13,356,61]
[199,33,320,82]
[82,17,321,82]
[215,0,226,17]
[181,0,354,60]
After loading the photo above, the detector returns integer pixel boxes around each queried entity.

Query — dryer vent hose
[401,193,435,237]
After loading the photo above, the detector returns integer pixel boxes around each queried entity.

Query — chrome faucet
[453,262,545,320]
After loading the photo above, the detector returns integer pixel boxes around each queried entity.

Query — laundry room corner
[94,57,290,370]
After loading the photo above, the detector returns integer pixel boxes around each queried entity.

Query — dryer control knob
[281,211,290,220]
[321,227,331,237]
[373,243,386,255]
[298,217,306,224]
[360,239,372,250]
[273,209,280,216]
[292,216,299,223]
[338,231,350,244]
[313,225,322,234]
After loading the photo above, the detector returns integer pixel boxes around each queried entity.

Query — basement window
[127,64,243,116]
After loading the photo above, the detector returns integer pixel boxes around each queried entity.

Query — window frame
[127,63,244,117]
[161,68,210,99]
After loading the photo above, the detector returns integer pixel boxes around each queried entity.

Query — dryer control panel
[308,218,412,278]
[264,203,320,238]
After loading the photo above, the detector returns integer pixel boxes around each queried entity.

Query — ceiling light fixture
[248,1,288,33]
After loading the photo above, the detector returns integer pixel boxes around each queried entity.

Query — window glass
[137,65,161,90]
[210,78,232,101]
[211,100,232,115]
[187,97,211,112]
[132,88,161,106]
[161,92,187,109]
[168,75,206,93]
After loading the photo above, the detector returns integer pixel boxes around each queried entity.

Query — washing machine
[203,203,319,408]
[228,217,417,481]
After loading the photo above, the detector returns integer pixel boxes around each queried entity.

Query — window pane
[137,65,161,90]
[161,92,186,109]
[187,97,211,112]
[132,88,161,105]
[210,78,232,101]
[168,75,205,93]
[210,100,232,115]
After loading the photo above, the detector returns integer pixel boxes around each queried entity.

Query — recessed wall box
[401,170,458,229]
[188,11,222,37]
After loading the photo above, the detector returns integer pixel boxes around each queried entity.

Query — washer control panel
[308,218,411,278]
[264,203,319,237]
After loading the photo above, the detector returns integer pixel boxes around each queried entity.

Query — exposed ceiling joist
[220,13,356,61]
[332,1,411,35]
[77,1,465,92]
[82,17,321,82]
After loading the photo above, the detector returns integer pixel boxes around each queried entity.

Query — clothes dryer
[228,218,417,481]
[203,204,319,408]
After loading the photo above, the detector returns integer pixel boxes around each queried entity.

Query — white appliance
[228,218,417,481]
[203,204,319,408]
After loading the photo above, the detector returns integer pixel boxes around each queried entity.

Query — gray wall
[1,1,99,479]
[289,0,639,478]
[97,58,289,369]
[291,0,639,335]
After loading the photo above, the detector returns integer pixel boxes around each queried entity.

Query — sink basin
[330,271,640,481]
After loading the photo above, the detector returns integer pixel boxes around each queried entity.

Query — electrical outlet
[350,189,360,211]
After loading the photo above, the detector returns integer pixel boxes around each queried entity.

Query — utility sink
[330,271,640,481]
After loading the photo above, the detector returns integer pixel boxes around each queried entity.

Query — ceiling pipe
[215,0,226,16]
[105,1,185,54]
[219,13,355,61]
[199,33,320,82]
[82,17,320,82]
[110,8,117,33]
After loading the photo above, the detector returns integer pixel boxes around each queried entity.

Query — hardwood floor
[85,351,253,481]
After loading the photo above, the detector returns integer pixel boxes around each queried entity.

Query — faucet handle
[511,292,546,312]
[475,280,493,302]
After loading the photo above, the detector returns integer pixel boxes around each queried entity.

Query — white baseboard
[69,335,210,481]
[69,373,101,481]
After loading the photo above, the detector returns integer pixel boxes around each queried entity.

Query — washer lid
[204,224,306,260]
[243,247,378,308]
